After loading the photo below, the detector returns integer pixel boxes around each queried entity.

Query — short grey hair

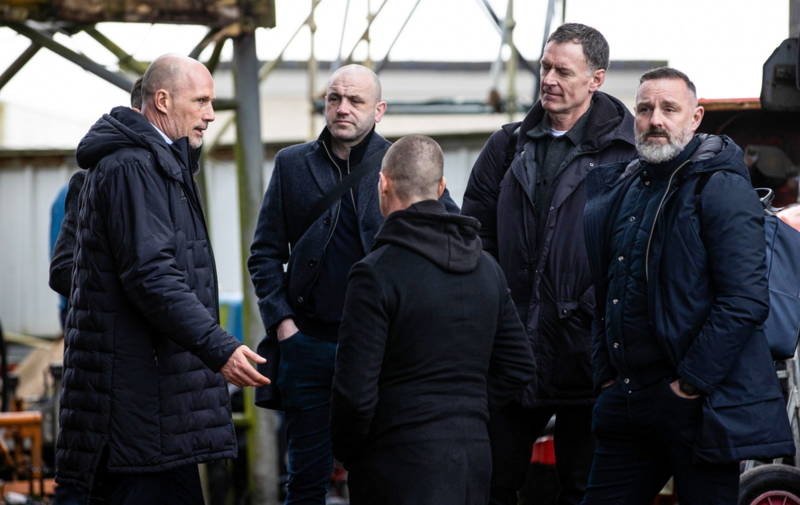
[381,135,443,202]
[547,23,609,71]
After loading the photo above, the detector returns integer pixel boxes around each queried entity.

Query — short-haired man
[331,135,535,505]
[57,54,268,504]
[248,66,458,504]
[581,67,794,504]
[463,23,636,505]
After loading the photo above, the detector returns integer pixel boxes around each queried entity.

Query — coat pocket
[695,393,791,463]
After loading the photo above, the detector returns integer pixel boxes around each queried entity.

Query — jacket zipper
[319,142,344,253]
[644,159,691,282]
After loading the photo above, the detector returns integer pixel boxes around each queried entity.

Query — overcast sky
[0,0,791,147]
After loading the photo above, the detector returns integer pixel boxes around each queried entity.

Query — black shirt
[309,129,372,330]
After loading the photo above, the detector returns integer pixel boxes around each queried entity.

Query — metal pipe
[232,31,277,504]
[474,0,535,74]
[505,0,517,121]
[207,3,327,154]
[7,21,133,93]
[374,0,424,75]
[308,0,320,140]
[84,26,148,75]
[0,42,41,91]
[204,37,227,74]
[340,0,388,68]
[533,0,558,102]
[333,0,351,72]
[188,27,223,59]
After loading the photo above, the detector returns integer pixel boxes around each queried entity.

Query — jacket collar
[518,91,635,153]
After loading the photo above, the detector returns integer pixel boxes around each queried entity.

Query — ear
[691,105,705,132]
[374,101,387,123]
[589,68,606,93]
[437,176,446,198]
[379,171,390,196]
[154,89,170,114]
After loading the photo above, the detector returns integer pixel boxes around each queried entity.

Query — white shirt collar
[150,123,173,145]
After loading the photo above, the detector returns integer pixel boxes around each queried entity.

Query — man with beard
[581,67,793,504]
[462,23,635,505]
[331,135,535,505]
[248,66,457,504]
[58,54,269,504]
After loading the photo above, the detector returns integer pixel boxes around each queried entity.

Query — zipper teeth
[644,160,691,282]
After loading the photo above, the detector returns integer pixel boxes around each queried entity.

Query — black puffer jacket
[463,92,636,406]
[56,107,240,489]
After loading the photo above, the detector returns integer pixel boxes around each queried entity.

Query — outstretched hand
[220,345,270,387]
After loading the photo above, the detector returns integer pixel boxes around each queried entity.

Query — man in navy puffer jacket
[57,54,268,504]
[582,67,794,505]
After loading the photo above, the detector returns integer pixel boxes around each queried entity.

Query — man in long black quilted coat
[56,54,269,504]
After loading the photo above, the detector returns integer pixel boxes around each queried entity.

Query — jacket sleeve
[49,171,86,298]
[677,171,770,393]
[101,158,240,372]
[247,153,295,333]
[331,261,389,467]
[487,260,536,410]
[462,128,513,258]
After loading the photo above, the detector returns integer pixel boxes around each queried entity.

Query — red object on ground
[530,435,556,465]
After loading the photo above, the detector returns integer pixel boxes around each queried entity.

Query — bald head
[141,54,215,148]
[328,64,382,101]
[142,54,208,107]
[381,135,444,204]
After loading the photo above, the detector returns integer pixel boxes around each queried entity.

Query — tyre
[739,464,800,505]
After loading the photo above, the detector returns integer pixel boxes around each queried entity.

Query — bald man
[248,66,458,504]
[331,135,535,505]
[57,54,268,504]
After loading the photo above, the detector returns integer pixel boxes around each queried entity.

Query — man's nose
[337,99,351,115]
[650,107,665,127]
[541,69,557,86]
[204,104,215,122]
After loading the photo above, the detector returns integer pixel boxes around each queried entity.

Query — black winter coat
[248,129,458,409]
[331,200,536,468]
[57,107,241,489]
[49,170,85,297]
[462,92,636,406]
[584,134,794,463]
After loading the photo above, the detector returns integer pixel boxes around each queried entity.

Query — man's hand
[277,318,299,342]
[669,379,700,399]
[220,345,270,387]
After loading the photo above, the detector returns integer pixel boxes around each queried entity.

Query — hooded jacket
[331,199,535,467]
[584,134,794,462]
[463,91,636,406]
[57,106,240,489]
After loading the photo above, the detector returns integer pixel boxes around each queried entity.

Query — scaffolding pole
[232,31,279,505]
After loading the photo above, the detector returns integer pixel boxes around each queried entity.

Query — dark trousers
[489,402,594,505]
[89,463,203,505]
[277,331,337,505]
[348,439,491,505]
[581,380,739,505]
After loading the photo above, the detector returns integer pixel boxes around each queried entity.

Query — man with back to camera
[248,65,459,504]
[581,67,794,504]
[330,134,536,505]
[462,23,636,505]
[57,55,268,505]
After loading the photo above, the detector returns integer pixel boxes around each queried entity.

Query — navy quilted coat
[584,134,794,463]
[56,107,241,489]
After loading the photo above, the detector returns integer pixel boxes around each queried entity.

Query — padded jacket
[57,107,240,489]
